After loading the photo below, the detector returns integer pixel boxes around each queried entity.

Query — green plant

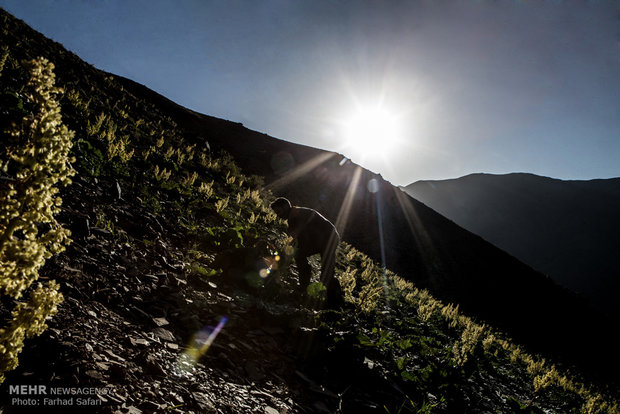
[0,57,73,383]
[183,171,198,187]
[163,146,175,161]
[190,264,217,278]
[307,282,327,300]
[339,266,357,304]
[384,395,415,414]
[87,111,106,136]
[0,45,8,76]
[74,138,104,176]
[142,147,153,161]
[261,210,277,224]
[175,148,186,165]
[154,165,172,181]
[215,196,229,214]
[94,210,114,232]
[155,135,164,148]
[205,226,244,249]
[225,171,236,185]
[452,321,486,365]
[184,144,196,161]
[106,130,133,163]
[198,180,214,199]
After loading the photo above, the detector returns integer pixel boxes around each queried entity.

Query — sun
[342,106,402,161]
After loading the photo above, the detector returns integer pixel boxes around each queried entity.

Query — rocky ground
[1,7,619,411]
[1,175,403,414]
[2,175,619,414]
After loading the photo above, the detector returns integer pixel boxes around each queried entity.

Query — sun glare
[343,106,402,161]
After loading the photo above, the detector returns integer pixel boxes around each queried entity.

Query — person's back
[287,206,339,255]
[271,198,343,307]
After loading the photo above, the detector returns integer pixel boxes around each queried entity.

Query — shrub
[183,171,198,187]
[338,266,357,304]
[198,180,214,199]
[452,321,486,365]
[0,57,74,383]
[215,196,229,214]
[153,165,172,181]
[0,45,8,75]
[307,282,327,300]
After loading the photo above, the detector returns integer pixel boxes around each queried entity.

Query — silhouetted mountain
[403,173,620,319]
[113,84,620,377]
[1,8,618,412]
[107,36,618,381]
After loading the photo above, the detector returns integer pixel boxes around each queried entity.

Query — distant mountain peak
[404,173,620,319]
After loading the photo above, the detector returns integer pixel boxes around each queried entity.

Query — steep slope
[1,8,618,413]
[0,6,612,377]
[403,173,620,319]
[112,83,619,377]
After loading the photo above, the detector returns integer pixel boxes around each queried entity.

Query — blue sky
[1,0,618,185]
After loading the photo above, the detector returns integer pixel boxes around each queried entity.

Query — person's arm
[287,224,298,239]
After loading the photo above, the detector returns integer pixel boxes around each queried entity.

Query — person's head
[270,197,292,219]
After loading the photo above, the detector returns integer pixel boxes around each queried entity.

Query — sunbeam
[367,178,391,306]
[265,152,336,193]
[392,188,441,276]
[333,166,363,236]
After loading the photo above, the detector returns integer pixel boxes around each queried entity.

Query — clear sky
[1,0,619,186]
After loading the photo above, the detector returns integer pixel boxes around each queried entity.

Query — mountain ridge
[67,22,618,378]
[411,171,620,184]
[403,172,620,319]
[1,7,619,412]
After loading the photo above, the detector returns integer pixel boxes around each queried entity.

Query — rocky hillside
[402,173,620,319]
[114,73,619,379]
[1,7,618,413]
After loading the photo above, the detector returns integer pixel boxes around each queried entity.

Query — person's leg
[295,250,312,292]
[320,232,339,285]
[320,234,342,306]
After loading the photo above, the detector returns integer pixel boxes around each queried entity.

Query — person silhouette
[270,197,343,306]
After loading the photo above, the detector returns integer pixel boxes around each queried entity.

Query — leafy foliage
[0,8,617,411]
[0,57,73,383]
[325,243,619,413]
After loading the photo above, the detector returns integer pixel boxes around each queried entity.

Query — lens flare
[367,178,379,193]
[175,316,228,376]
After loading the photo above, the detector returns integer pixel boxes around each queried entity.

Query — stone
[115,180,122,200]
[152,317,169,327]
[95,362,110,371]
[85,370,104,380]
[130,337,150,347]
[152,327,175,342]
[91,227,112,237]
[103,349,126,362]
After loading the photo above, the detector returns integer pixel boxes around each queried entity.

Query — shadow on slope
[403,173,620,320]
[115,78,618,382]
[0,5,613,383]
